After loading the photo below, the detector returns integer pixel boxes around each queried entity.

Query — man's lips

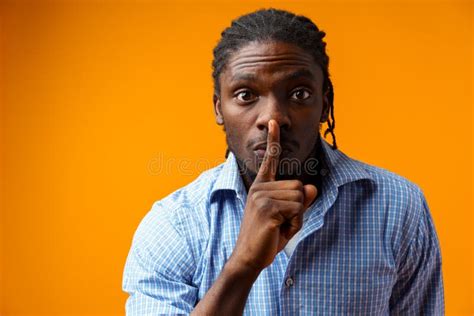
[252,142,293,158]
[253,140,295,150]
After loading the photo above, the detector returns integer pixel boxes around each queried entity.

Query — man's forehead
[229,69,318,84]
[224,41,322,82]
[227,41,315,69]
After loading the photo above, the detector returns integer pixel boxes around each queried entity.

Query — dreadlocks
[212,8,337,158]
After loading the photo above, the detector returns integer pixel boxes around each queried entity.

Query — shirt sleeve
[122,203,198,315]
[389,192,444,315]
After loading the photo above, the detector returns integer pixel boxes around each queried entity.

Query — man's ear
[213,94,224,125]
[320,89,330,123]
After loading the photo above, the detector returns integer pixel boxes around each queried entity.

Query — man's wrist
[224,255,262,283]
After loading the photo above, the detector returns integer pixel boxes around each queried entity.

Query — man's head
[212,8,336,181]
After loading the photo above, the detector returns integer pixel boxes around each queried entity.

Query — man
[123,8,444,315]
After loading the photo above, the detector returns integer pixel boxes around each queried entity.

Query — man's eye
[291,89,312,100]
[235,90,257,102]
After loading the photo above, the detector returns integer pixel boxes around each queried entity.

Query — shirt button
[285,277,294,287]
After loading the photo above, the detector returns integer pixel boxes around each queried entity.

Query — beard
[224,126,321,183]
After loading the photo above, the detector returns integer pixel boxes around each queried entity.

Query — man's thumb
[303,184,317,210]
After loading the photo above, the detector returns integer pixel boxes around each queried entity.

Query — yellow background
[1,0,472,315]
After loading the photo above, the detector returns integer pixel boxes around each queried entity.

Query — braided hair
[212,8,338,158]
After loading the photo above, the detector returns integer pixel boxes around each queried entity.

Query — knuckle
[293,190,304,202]
[249,184,256,192]
[249,184,260,194]
[290,180,303,190]
[252,190,262,200]
[258,197,273,210]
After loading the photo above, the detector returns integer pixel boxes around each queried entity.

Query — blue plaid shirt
[123,139,444,315]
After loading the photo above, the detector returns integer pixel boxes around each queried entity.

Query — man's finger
[303,184,317,210]
[255,120,281,183]
[283,214,304,241]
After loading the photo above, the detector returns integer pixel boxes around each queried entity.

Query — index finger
[255,119,281,183]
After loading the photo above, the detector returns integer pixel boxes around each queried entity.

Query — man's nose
[256,96,291,131]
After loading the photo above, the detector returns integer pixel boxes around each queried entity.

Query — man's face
[214,40,329,180]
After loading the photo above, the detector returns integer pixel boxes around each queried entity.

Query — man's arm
[192,120,317,315]
[122,205,199,315]
[389,193,444,315]
[123,120,316,315]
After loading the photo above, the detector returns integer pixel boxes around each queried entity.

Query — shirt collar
[318,138,374,188]
[210,138,374,202]
[210,150,248,203]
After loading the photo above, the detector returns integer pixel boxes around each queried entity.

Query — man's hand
[230,119,318,272]
[192,120,317,315]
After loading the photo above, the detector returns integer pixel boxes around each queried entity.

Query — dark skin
[192,40,330,315]
[215,40,329,190]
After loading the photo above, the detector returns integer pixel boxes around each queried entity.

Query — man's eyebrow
[231,73,257,82]
[230,69,316,83]
[285,69,316,81]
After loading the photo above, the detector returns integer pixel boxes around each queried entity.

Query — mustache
[248,136,300,151]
